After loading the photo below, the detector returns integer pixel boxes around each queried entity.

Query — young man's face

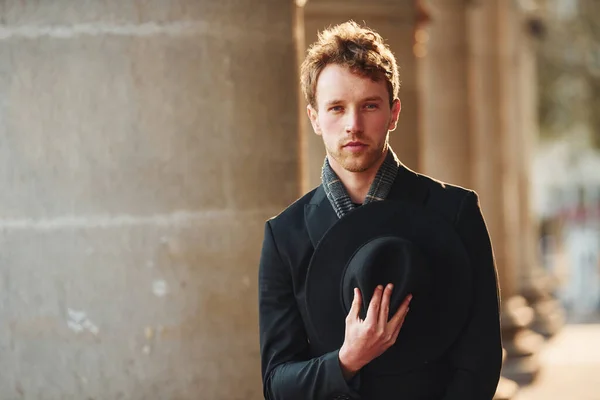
[307,63,401,174]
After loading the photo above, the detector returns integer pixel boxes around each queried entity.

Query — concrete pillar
[468,0,544,385]
[301,0,421,191]
[420,0,471,188]
[422,0,543,395]
[514,10,565,338]
[423,2,521,397]
[0,2,300,399]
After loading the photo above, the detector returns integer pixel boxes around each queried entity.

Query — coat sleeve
[442,191,503,400]
[258,221,361,400]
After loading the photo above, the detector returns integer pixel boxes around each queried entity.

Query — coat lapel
[304,185,338,249]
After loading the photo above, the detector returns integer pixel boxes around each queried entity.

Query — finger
[365,285,384,324]
[348,288,362,320]
[378,283,393,327]
[390,300,411,335]
[389,293,412,328]
[390,307,409,342]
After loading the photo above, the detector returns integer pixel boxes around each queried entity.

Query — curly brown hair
[300,21,400,109]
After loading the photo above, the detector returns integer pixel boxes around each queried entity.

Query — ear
[388,99,401,132]
[307,105,322,136]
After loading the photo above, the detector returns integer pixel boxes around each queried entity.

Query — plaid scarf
[321,147,400,218]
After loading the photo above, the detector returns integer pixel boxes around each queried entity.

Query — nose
[344,109,364,134]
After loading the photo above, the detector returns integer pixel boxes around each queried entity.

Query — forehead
[315,64,387,104]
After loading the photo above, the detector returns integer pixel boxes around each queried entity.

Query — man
[258,21,502,399]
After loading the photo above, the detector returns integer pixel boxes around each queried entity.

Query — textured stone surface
[0,1,299,398]
[0,212,269,399]
[0,36,227,218]
[420,2,470,189]
[0,33,298,218]
[0,1,293,30]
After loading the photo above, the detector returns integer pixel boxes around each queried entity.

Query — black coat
[258,164,502,400]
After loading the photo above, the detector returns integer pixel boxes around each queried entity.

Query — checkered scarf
[321,147,400,218]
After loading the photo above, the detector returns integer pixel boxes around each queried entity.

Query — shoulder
[418,172,475,200]
[416,172,478,224]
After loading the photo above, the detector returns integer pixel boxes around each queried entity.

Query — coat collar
[304,162,429,248]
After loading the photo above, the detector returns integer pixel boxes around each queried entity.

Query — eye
[329,105,343,112]
[365,103,379,110]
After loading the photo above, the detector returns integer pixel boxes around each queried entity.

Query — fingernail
[409,294,413,301]
[377,285,383,291]
[387,283,393,290]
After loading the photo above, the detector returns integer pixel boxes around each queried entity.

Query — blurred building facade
[0,0,587,399]
[532,0,600,324]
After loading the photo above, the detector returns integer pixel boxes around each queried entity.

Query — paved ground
[513,323,600,400]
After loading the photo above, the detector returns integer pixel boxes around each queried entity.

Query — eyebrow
[361,96,384,102]
[324,99,343,107]
[324,96,384,107]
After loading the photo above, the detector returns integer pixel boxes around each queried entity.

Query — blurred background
[0,0,598,399]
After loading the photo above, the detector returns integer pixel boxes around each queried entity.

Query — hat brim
[304,200,472,373]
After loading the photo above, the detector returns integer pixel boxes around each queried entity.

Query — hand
[338,284,412,380]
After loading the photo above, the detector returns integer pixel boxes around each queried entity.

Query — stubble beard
[328,141,387,173]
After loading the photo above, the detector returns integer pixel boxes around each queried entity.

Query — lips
[342,141,368,153]
[343,141,366,147]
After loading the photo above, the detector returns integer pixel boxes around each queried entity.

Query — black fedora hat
[304,200,473,373]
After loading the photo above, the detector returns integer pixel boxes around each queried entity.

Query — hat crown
[341,237,428,320]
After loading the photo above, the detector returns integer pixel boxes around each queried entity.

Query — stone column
[422,0,543,395]
[301,0,421,190]
[422,2,518,397]
[468,0,544,385]
[420,0,471,188]
[514,9,565,338]
[0,2,300,399]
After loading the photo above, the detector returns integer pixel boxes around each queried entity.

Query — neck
[328,148,388,204]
